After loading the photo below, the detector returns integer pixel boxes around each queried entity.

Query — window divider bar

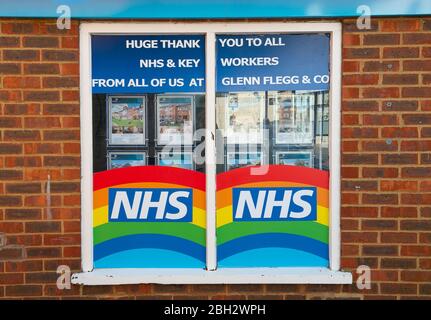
[205,31,217,271]
[80,25,94,272]
[329,27,342,271]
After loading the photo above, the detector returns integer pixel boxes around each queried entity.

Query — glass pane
[215,33,330,268]
[91,34,206,269]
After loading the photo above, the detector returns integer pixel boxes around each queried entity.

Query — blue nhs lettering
[108,188,192,222]
[233,187,317,221]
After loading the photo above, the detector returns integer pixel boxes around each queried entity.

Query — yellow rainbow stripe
[93,182,206,229]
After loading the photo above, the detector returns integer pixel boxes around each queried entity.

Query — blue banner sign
[92,35,205,94]
[1,1,430,18]
[232,187,317,221]
[108,188,193,222]
[216,34,330,92]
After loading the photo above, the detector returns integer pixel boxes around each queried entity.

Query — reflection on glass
[216,90,329,173]
[217,92,264,144]
[226,152,262,171]
[157,152,193,170]
[273,91,314,145]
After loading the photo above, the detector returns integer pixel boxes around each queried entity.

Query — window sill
[71,267,352,285]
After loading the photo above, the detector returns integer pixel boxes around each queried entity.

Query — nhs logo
[232,187,317,221]
[108,188,192,222]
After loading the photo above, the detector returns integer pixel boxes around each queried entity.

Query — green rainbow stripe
[217,221,328,245]
[94,222,205,246]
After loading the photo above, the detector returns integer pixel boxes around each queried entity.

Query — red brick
[24,117,61,128]
[5,208,41,220]
[61,36,78,48]
[342,232,378,243]
[4,103,40,115]
[24,63,59,75]
[342,180,377,191]
[380,181,418,192]
[401,270,431,282]
[343,61,360,72]
[342,206,378,218]
[402,167,431,178]
[381,127,418,138]
[342,127,378,138]
[363,61,399,72]
[381,206,417,218]
[401,245,431,256]
[401,140,431,152]
[43,76,79,88]
[362,167,398,178]
[382,74,418,85]
[382,100,418,111]
[403,33,431,45]
[401,220,431,231]
[5,285,43,297]
[344,74,379,85]
[24,143,61,154]
[383,47,419,58]
[342,141,359,152]
[0,36,20,47]
[364,140,398,151]
[3,49,39,61]
[25,221,61,233]
[380,283,417,295]
[342,153,378,165]
[362,194,398,205]
[381,20,420,32]
[2,22,38,34]
[381,258,416,269]
[402,87,431,98]
[381,232,417,243]
[3,76,41,89]
[42,50,78,61]
[363,34,400,45]
[362,87,399,98]
[0,63,21,74]
[23,36,59,48]
[362,245,398,256]
[342,100,379,111]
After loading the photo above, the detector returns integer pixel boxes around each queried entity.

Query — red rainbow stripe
[216,165,329,190]
[93,166,206,191]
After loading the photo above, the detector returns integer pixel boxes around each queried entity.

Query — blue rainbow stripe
[218,233,328,265]
[94,234,206,263]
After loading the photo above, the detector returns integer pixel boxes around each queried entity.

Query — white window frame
[73,22,351,285]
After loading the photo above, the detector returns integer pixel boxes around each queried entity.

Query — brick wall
[0,18,430,299]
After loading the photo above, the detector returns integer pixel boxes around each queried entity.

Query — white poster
[276,151,312,167]
[109,96,146,145]
[108,152,146,170]
[157,95,194,145]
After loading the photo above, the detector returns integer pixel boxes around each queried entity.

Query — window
[73,22,351,285]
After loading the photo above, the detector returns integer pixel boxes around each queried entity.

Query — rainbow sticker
[216,165,329,267]
[93,166,206,268]
[92,165,329,269]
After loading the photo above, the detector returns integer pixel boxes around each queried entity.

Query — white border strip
[79,21,345,282]
[329,23,342,271]
[72,268,352,285]
[80,24,93,272]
